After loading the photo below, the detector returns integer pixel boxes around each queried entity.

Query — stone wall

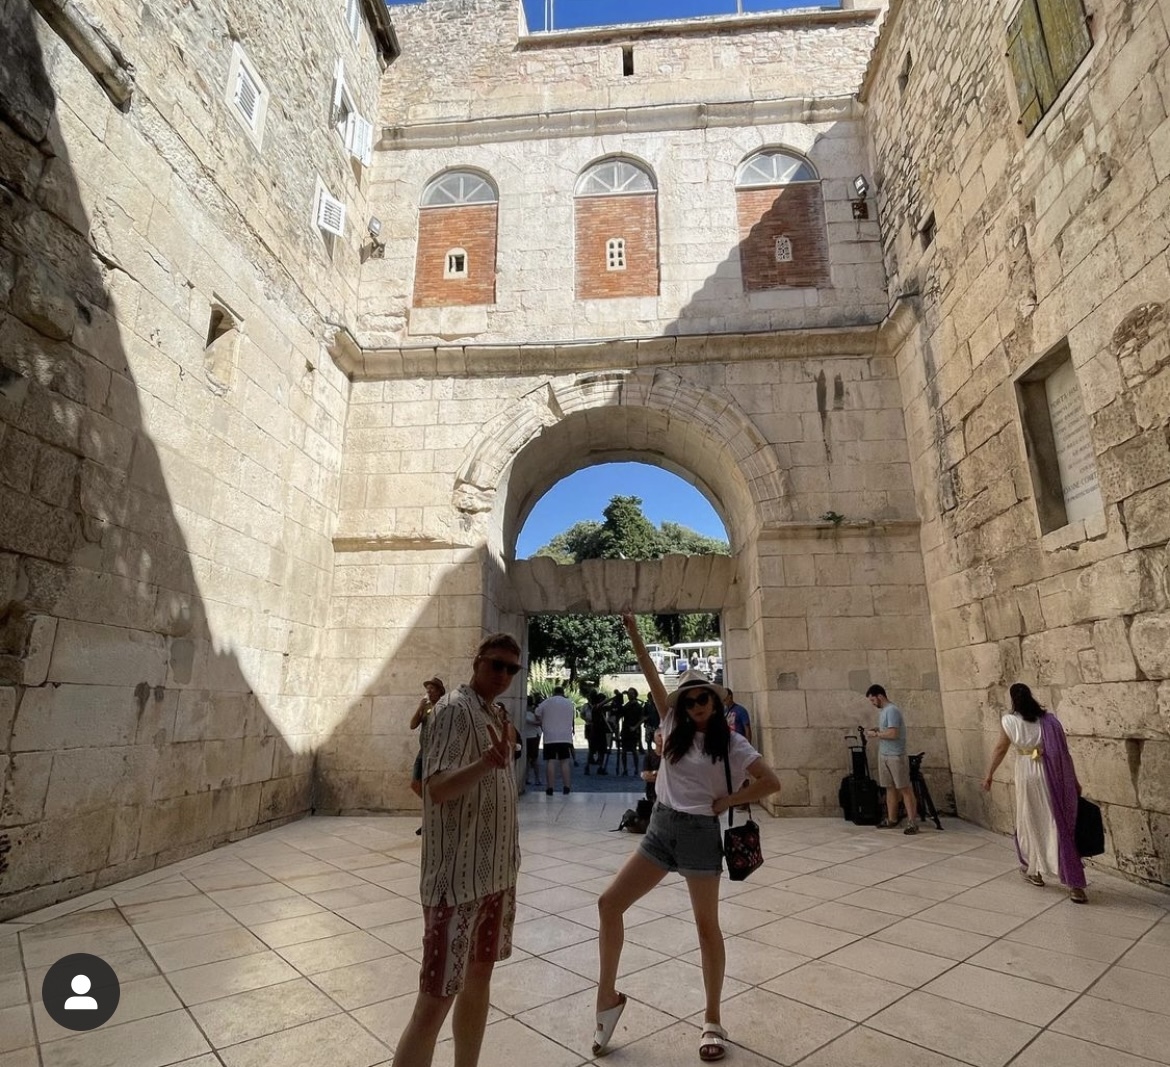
[381,0,883,125]
[362,118,886,345]
[0,0,387,918]
[864,0,1170,883]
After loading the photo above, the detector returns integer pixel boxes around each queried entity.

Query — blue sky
[387,2,837,31]
[515,462,728,557]
[521,1,835,30]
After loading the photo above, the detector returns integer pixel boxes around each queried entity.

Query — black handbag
[1075,796,1105,857]
[722,756,762,881]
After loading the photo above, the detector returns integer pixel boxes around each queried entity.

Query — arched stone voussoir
[452,367,789,555]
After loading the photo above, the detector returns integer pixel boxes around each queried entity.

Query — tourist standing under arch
[592,614,781,1061]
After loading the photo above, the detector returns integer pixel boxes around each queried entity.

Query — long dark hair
[664,691,731,764]
[1009,683,1047,722]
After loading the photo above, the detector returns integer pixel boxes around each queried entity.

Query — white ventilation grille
[234,67,260,126]
[317,189,346,237]
[344,113,374,167]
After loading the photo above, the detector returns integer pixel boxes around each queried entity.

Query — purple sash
[1037,714,1086,889]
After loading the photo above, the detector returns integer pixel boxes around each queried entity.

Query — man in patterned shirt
[392,632,523,1067]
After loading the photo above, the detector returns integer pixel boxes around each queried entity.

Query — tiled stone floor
[2,793,1169,1067]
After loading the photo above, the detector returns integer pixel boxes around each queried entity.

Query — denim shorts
[638,802,722,877]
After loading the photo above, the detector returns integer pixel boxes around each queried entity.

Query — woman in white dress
[982,683,1087,903]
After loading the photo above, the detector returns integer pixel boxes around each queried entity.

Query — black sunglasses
[680,690,713,710]
[485,657,522,676]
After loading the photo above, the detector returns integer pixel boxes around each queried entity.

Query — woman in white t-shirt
[592,614,781,1062]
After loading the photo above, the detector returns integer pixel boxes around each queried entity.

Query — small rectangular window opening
[919,211,936,250]
[897,51,912,93]
[205,306,236,349]
[444,250,468,278]
[622,46,634,76]
[606,237,626,271]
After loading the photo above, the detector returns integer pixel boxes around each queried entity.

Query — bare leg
[452,959,494,1067]
[546,757,555,793]
[597,852,666,1011]
[391,991,455,1067]
[560,759,571,790]
[885,783,899,823]
[686,874,725,1027]
[901,784,918,822]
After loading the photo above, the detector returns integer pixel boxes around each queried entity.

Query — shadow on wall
[0,0,307,920]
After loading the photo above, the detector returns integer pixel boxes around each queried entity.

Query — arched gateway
[319,351,949,822]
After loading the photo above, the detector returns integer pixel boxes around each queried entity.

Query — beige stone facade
[863,0,1170,884]
[1,0,1167,919]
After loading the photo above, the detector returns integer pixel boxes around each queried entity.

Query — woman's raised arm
[620,612,669,718]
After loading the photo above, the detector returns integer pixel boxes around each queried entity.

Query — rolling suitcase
[848,776,882,826]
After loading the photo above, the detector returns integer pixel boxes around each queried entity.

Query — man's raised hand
[482,721,512,770]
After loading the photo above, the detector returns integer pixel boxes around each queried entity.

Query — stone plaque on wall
[1044,360,1102,523]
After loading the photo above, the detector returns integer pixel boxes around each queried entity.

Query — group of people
[395,625,1092,1067]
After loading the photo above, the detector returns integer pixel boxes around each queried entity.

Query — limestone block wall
[381,0,882,125]
[319,346,948,814]
[864,0,1170,883]
[0,0,389,918]
[362,117,886,345]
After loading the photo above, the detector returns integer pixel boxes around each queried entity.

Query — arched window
[576,158,656,197]
[734,148,830,291]
[421,170,498,207]
[414,170,499,308]
[574,158,658,299]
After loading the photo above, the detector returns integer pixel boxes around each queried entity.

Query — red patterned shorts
[419,886,516,997]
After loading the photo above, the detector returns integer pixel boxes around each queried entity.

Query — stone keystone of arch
[451,368,790,528]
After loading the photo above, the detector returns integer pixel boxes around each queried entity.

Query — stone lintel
[378,95,862,152]
[31,0,135,108]
[339,324,883,381]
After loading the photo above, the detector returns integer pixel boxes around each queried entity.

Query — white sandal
[592,993,626,1056]
[699,1022,727,1061]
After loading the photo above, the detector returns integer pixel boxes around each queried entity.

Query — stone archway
[451,367,792,556]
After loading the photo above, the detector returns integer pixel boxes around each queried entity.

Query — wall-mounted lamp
[851,174,870,219]
[365,216,385,260]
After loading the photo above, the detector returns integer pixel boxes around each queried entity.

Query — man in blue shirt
[865,684,919,834]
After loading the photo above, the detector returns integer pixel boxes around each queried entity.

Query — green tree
[525,494,728,675]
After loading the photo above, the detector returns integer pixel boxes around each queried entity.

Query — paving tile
[821,938,954,987]
[147,927,268,972]
[1051,996,1170,1063]
[311,953,419,1010]
[0,1003,34,1054]
[275,929,398,975]
[623,915,699,955]
[0,1048,40,1067]
[869,917,994,961]
[775,875,863,900]
[168,951,301,1005]
[129,909,243,946]
[216,1012,388,1067]
[922,962,1076,1025]
[835,886,935,916]
[509,915,596,956]
[39,1009,210,1067]
[516,984,674,1061]
[681,934,808,986]
[913,901,1026,937]
[615,957,748,1021]
[188,978,341,1047]
[1004,916,1135,962]
[250,912,358,949]
[717,987,853,1064]
[482,956,592,1015]
[1088,965,1170,1017]
[966,938,1110,991]
[796,901,901,936]
[543,936,667,981]
[762,960,913,1021]
[332,898,419,929]
[743,917,860,958]
[1009,1031,1167,1067]
[799,1024,971,1066]
[1119,939,1170,978]
[868,990,1038,1067]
